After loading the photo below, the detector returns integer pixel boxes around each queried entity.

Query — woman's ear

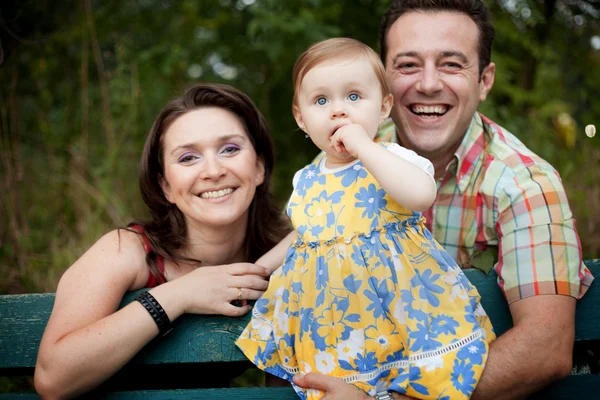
[255,157,266,186]
[380,93,394,124]
[159,176,173,203]
[292,105,307,135]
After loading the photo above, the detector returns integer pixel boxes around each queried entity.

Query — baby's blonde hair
[292,38,391,106]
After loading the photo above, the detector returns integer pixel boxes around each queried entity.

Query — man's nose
[416,65,443,95]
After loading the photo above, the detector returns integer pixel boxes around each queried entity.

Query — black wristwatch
[374,391,393,400]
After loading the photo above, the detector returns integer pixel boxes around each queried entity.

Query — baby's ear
[292,105,307,134]
[380,94,394,123]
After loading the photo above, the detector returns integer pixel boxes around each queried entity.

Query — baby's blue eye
[348,93,360,101]
[316,97,328,105]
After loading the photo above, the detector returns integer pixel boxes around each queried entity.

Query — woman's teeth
[200,188,234,199]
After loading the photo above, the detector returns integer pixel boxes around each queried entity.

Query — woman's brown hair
[132,83,289,282]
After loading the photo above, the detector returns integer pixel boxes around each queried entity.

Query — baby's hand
[330,124,371,158]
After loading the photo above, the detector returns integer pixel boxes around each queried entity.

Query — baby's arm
[360,142,436,212]
[332,124,436,212]
[255,231,297,275]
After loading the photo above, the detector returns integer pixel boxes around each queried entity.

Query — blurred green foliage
[0,0,599,294]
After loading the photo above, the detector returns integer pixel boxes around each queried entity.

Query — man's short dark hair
[379,0,495,76]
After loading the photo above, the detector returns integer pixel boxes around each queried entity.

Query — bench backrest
[1,259,599,399]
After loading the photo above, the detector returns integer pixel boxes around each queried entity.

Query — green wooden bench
[1,259,599,399]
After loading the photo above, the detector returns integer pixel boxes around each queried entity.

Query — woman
[34,83,289,399]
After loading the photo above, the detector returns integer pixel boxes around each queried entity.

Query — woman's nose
[200,155,226,179]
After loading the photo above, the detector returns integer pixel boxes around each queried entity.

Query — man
[293,0,594,399]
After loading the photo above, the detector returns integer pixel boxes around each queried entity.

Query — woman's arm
[255,231,297,274]
[331,124,436,212]
[34,229,269,399]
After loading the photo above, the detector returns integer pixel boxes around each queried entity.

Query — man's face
[385,11,495,160]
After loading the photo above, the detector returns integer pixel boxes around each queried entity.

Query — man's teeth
[411,105,448,115]
[200,188,234,199]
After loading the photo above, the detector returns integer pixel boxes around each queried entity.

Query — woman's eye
[221,145,240,155]
[348,93,360,101]
[178,154,198,163]
[316,97,328,105]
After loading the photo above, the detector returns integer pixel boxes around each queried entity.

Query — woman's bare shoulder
[59,228,150,292]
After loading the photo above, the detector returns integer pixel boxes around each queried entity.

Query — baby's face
[294,57,389,164]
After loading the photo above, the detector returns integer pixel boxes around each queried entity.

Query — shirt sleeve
[386,143,435,179]
[493,163,593,304]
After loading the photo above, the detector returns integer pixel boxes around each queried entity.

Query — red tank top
[129,225,166,288]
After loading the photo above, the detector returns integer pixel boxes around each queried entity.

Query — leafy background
[1,0,599,295]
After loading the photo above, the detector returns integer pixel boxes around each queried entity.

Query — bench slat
[1,260,598,377]
[1,375,599,400]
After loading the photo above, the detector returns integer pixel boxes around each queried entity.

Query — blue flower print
[355,183,387,218]
[295,164,326,196]
[457,338,486,366]
[343,274,362,294]
[255,339,277,365]
[389,366,430,396]
[334,162,367,187]
[451,359,477,396]
[316,256,329,290]
[427,244,459,273]
[254,298,270,315]
[355,351,378,372]
[363,277,395,319]
[400,289,428,322]
[431,314,460,336]
[464,297,478,325]
[350,245,367,267]
[409,320,442,352]
[410,269,444,307]
[299,307,314,339]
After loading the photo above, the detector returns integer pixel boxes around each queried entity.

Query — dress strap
[129,225,166,288]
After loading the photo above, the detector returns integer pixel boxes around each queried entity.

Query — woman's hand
[164,262,270,317]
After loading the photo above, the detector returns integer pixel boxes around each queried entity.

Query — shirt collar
[377,112,488,194]
[453,112,487,194]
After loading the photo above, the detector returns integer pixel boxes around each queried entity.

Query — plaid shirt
[377,113,594,304]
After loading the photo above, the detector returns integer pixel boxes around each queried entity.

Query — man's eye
[348,93,360,101]
[398,63,416,69]
[316,97,328,105]
[444,62,461,68]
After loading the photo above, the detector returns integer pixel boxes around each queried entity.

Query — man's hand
[292,373,416,400]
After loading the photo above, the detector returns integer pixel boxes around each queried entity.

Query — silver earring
[305,133,309,138]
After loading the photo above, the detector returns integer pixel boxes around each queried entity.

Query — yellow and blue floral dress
[237,146,495,400]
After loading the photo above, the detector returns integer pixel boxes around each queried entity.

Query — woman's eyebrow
[169,134,247,155]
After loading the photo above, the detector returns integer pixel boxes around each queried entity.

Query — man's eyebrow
[391,51,419,63]
[440,51,469,64]
[391,50,469,64]
[169,134,247,155]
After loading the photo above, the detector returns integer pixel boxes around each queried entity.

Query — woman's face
[160,107,265,231]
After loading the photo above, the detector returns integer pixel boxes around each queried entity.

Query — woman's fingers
[220,302,252,317]
[230,287,264,301]
[228,274,269,291]
[227,262,270,277]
